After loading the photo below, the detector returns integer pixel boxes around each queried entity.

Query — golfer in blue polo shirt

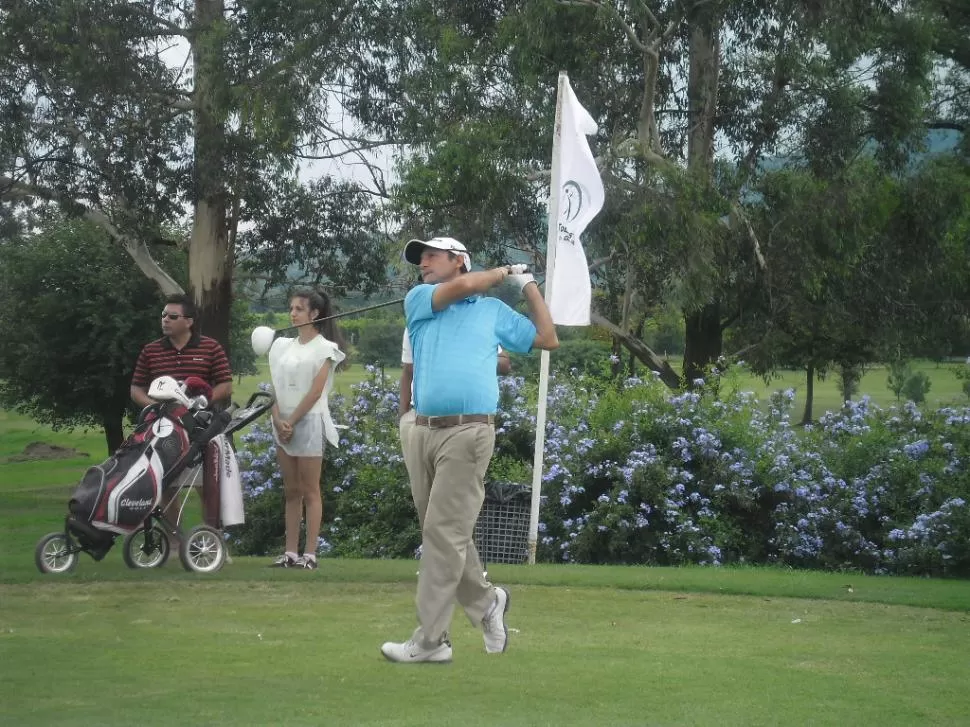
[381,236,559,664]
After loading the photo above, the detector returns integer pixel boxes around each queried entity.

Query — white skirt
[273,411,326,457]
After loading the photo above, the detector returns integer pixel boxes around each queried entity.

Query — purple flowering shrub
[323,370,421,558]
[232,368,420,558]
[232,417,288,556]
[235,365,970,575]
[533,375,771,565]
[808,400,970,574]
[510,370,970,575]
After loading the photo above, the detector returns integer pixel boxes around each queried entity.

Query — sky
[159,35,395,193]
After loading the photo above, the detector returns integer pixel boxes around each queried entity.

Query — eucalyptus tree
[0,1,391,349]
[358,0,920,385]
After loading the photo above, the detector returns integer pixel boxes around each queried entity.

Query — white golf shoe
[482,586,510,653]
[381,637,453,664]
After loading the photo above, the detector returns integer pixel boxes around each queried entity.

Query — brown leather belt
[414,414,495,428]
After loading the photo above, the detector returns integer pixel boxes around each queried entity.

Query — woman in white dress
[267,289,346,569]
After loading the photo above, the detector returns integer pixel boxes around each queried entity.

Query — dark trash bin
[474,482,531,565]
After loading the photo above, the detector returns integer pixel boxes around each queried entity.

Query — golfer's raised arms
[429,265,513,311]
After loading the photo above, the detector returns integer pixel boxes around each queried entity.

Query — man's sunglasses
[161,312,189,320]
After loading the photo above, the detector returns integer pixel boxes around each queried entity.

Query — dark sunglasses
[161,312,189,320]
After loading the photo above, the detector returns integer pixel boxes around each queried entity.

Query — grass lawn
[2,362,970,725]
[234,360,384,405]
[678,357,966,415]
[760,361,965,414]
[2,570,969,727]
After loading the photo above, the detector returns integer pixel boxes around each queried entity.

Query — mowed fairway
[2,362,970,726]
[1,565,969,726]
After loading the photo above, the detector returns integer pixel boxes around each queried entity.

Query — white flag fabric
[547,78,604,326]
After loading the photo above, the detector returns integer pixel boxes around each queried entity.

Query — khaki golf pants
[400,414,496,648]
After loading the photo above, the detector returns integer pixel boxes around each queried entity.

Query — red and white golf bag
[69,405,196,535]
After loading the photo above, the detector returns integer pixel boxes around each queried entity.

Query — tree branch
[0,176,183,295]
[927,119,966,132]
[126,3,191,38]
[591,311,682,389]
[82,209,184,295]
[729,201,767,270]
[0,176,43,202]
[557,0,648,53]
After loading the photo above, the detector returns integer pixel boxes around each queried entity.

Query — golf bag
[34,377,273,573]
[68,403,200,537]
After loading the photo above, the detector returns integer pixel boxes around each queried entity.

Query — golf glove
[506,264,535,291]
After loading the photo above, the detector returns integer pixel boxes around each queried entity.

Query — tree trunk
[102,409,124,454]
[189,200,232,346]
[682,6,722,386]
[683,303,722,385]
[630,317,645,377]
[190,0,233,350]
[687,7,720,174]
[801,364,815,425]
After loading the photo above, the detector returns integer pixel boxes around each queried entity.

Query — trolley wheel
[35,532,79,574]
[179,525,226,574]
[122,525,171,569]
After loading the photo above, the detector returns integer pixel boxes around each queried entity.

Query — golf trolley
[35,377,273,575]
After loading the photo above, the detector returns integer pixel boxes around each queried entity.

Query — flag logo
[561,181,585,224]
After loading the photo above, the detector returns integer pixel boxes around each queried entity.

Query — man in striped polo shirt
[131,294,232,409]
[130,294,232,533]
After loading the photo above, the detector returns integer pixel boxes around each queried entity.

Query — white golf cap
[403,236,471,272]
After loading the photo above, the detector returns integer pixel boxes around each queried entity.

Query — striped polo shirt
[131,333,232,389]
[405,284,536,416]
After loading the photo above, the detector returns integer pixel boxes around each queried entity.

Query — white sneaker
[381,638,453,664]
[482,586,510,653]
[294,555,318,570]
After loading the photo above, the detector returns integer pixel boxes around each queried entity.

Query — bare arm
[497,350,511,375]
[431,267,510,311]
[521,282,559,351]
[271,400,292,443]
[211,381,232,404]
[400,363,413,417]
[130,385,152,409]
[284,360,333,427]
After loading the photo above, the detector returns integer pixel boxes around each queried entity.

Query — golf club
[251,265,537,355]
[251,298,405,355]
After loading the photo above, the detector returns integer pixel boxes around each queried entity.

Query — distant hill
[926,128,962,155]
[756,128,963,174]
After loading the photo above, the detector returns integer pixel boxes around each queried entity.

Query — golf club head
[147,376,192,406]
[183,376,213,400]
[251,326,275,356]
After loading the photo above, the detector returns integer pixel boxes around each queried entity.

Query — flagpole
[527,71,568,565]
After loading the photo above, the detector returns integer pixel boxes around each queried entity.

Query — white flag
[547,77,604,326]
